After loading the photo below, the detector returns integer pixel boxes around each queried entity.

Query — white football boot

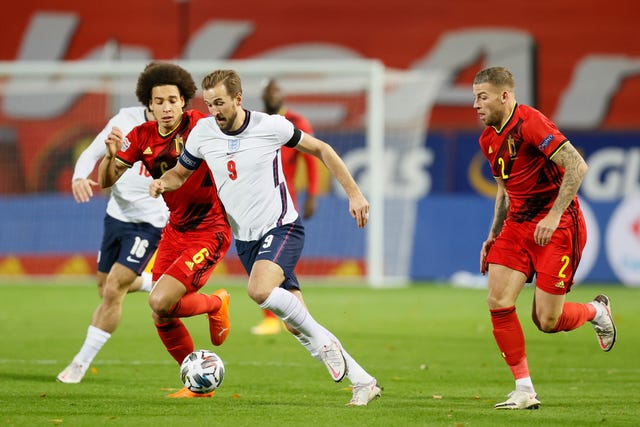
[347,379,382,406]
[590,294,617,352]
[319,341,347,382]
[494,390,541,410]
[56,361,89,384]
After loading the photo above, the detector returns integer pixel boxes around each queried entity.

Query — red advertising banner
[3,0,639,128]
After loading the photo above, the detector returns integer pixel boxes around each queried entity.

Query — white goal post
[0,59,443,286]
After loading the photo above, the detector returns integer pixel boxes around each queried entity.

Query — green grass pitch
[0,279,637,426]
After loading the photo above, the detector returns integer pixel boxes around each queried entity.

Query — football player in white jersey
[57,106,169,384]
[149,70,381,406]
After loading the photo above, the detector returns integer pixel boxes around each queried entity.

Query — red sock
[490,306,529,379]
[263,309,277,319]
[155,319,194,364]
[552,302,596,332]
[167,293,221,317]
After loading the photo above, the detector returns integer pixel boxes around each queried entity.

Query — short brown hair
[473,67,515,90]
[135,62,197,107]
[201,69,243,97]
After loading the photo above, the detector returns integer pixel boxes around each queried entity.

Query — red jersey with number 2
[478,103,581,227]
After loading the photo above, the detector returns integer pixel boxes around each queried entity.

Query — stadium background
[1,0,639,285]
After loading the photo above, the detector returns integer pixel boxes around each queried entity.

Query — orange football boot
[208,289,230,346]
[166,387,215,398]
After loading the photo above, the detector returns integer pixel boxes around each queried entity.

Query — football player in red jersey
[98,62,232,398]
[473,66,617,410]
[251,78,320,335]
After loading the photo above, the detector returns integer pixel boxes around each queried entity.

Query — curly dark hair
[135,62,197,107]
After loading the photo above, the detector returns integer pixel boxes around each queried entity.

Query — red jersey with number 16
[116,109,229,234]
[478,103,582,227]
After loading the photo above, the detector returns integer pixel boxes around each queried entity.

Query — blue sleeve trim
[178,149,202,170]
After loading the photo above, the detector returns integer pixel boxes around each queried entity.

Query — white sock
[293,333,320,360]
[260,287,330,351]
[74,325,111,366]
[515,377,535,394]
[292,328,374,385]
[590,301,604,322]
[138,272,153,293]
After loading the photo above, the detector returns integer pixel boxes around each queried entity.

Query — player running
[99,62,232,398]
[149,69,381,406]
[473,66,616,410]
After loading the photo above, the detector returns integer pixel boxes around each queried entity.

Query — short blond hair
[201,69,243,97]
[473,67,515,90]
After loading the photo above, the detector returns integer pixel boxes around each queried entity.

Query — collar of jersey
[492,103,517,134]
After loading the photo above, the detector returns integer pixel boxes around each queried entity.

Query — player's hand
[534,213,560,246]
[72,178,99,203]
[480,237,495,275]
[149,179,165,198]
[104,126,124,158]
[349,193,369,228]
[302,195,317,220]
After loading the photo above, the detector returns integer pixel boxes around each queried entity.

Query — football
[180,349,225,393]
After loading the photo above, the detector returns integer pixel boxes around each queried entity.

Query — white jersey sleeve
[185,111,302,241]
[73,106,169,228]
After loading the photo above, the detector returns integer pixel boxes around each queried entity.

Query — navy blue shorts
[97,214,163,275]
[235,217,305,291]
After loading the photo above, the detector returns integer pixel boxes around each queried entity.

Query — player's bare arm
[481,177,508,274]
[297,134,369,228]
[534,142,588,246]
[98,127,129,188]
[303,195,318,220]
[490,177,509,238]
[549,142,588,215]
[149,162,193,198]
[302,153,319,219]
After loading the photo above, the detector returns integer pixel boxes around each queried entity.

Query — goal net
[0,60,443,286]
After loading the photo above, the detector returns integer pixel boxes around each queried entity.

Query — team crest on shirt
[174,135,184,153]
[507,135,516,158]
[228,139,240,153]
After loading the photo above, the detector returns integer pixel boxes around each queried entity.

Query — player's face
[203,84,242,133]
[148,85,185,134]
[472,82,505,128]
[262,82,283,115]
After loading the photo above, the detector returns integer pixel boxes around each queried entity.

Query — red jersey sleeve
[115,124,145,167]
[520,106,568,159]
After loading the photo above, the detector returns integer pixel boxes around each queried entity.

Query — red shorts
[487,213,587,295]
[152,223,231,293]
